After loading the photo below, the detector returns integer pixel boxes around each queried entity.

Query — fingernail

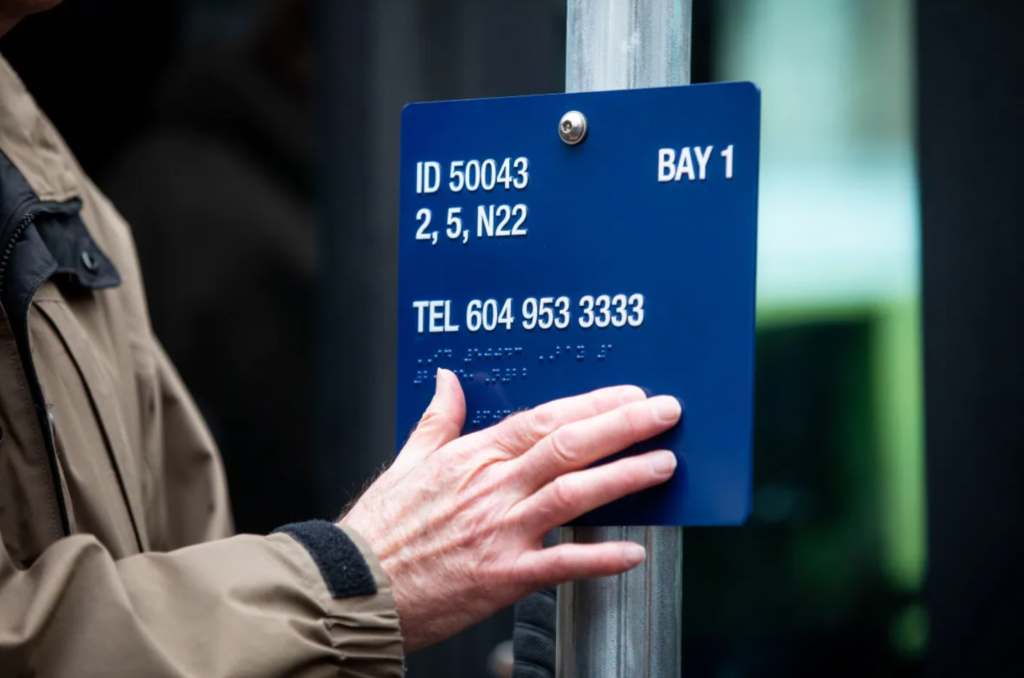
[431,368,448,404]
[431,368,442,398]
[651,396,682,423]
[619,386,647,405]
[649,451,677,476]
[623,544,646,567]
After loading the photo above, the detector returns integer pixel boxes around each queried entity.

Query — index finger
[454,385,647,460]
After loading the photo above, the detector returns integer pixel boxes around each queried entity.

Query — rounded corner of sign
[400,101,421,119]
[734,489,755,526]
[737,80,762,95]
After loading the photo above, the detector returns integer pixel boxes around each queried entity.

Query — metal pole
[557,2,691,677]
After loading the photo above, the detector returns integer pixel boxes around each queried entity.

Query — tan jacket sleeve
[0,307,403,678]
[0,519,403,677]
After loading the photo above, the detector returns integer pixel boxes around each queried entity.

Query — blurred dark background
[3,1,1021,677]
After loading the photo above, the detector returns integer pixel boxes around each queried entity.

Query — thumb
[401,368,466,459]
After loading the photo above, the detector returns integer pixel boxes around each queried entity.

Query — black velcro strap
[273,520,377,599]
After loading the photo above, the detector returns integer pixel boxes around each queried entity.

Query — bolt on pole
[557,2,691,677]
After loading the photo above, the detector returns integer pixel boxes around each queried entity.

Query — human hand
[340,369,681,651]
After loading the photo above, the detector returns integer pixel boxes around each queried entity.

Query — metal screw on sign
[558,111,588,145]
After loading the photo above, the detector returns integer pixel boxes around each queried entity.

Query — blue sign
[397,83,760,526]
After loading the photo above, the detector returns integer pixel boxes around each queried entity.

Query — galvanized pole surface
[558,2,691,677]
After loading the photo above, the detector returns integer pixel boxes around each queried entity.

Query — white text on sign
[657,145,734,182]
[413,157,531,246]
[411,295,645,333]
[415,158,529,194]
[412,145,740,247]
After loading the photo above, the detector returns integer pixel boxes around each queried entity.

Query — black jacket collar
[0,148,120,304]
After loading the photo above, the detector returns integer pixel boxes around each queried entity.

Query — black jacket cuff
[273,520,378,599]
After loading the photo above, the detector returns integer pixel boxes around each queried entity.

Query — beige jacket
[0,55,403,677]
